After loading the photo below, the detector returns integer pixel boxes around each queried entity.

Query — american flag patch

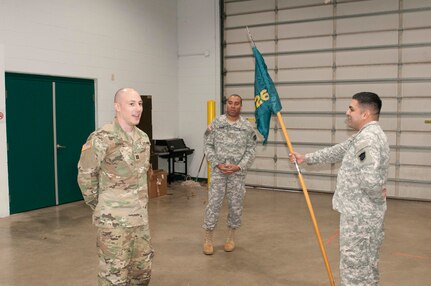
[81,142,92,152]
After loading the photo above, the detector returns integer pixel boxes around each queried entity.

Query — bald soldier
[290,92,390,286]
[78,88,154,286]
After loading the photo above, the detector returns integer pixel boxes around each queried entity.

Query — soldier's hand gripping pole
[276,112,335,286]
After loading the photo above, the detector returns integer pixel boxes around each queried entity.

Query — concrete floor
[0,184,430,286]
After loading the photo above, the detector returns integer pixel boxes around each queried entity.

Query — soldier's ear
[114,102,120,112]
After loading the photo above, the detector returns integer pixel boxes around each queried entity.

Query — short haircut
[225,94,242,105]
[352,92,382,116]
[114,88,126,103]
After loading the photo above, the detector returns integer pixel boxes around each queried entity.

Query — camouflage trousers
[339,214,385,286]
[96,225,154,286]
[203,171,246,230]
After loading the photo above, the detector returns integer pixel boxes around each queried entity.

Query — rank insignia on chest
[359,151,366,161]
[135,155,140,160]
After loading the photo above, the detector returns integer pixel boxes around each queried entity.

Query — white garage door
[222,0,431,200]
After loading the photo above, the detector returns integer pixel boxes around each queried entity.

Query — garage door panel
[226,41,275,57]
[401,97,431,112]
[399,165,431,182]
[399,149,430,165]
[337,66,399,80]
[226,26,275,43]
[283,115,332,129]
[403,29,431,44]
[278,68,333,81]
[284,98,332,111]
[335,83,398,99]
[278,5,332,22]
[246,171,276,186]
[403,10,431,28]
[288,129,333,144]
[278,36,332,53]
[403,63,431,78]
[224,71,253,85]
[337,31,398,48]
[396,182,431,200]
[402,47,431,62]
[278,52,333,68]
[400,132,431,146]
[402,82,431,96]
[225,0,276,15]
[225,11,275,28]
[401,117,431,131]
[337,0,399,15]
[223,0,431,200]
[336,15,398,34]
[278,21,333,38]
[336,49,398,65]
[277,86,333,98]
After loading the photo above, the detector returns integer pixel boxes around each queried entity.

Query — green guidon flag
[253,46,282,144]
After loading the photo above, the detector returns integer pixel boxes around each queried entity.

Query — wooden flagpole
[246,26,335,286]
[277,113,335,286]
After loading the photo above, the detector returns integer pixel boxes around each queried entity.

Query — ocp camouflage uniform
[203,114,257,231]
[305,121,390,286]
[78,118,154,286]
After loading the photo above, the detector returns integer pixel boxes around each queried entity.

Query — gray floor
[0,184,430,286]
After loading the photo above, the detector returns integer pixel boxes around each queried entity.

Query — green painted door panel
[55,78,95,204]
[6,73,56,213]
[6,73,95,213]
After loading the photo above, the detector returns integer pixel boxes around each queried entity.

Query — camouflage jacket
[204,114,257,176]
[77,118,151,228]
[305,121,390,217]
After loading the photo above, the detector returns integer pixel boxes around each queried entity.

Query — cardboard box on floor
[147,168,167,199]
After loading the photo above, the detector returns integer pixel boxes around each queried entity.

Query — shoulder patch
[81,142,92,152]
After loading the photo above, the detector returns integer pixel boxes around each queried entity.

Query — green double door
[6,73,95,214]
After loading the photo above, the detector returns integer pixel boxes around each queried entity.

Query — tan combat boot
[223,228,236,252]
[203,230,214,255]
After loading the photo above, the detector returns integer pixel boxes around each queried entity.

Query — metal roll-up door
[222,0,431,200]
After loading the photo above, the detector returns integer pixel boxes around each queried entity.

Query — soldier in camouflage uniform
[289,92,390,286]
[202,94,257,255]
[78,88,154,286]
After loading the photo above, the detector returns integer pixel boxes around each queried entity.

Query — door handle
[56,144,66,149]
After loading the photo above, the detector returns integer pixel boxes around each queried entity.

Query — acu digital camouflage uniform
[203,114,257,231]
[305,121,390,286]
[78,118,154,286]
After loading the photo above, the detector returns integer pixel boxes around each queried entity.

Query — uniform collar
[113,117,136,141]
[358,121,378,133]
